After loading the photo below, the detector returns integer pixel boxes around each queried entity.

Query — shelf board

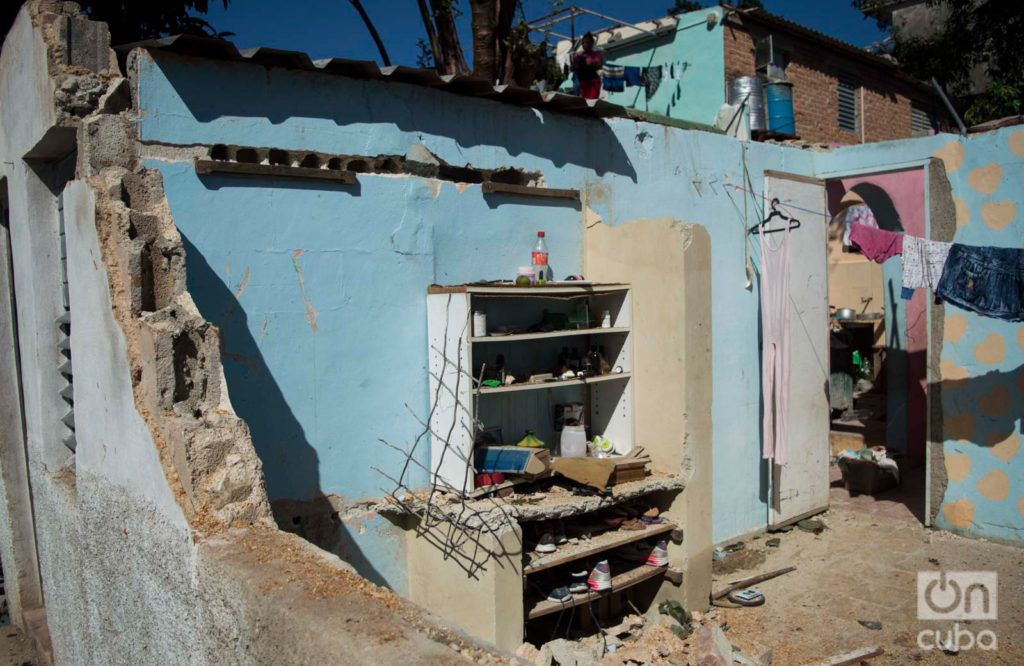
[527,564,667,620]
[472,327,629,343]
[195,160,357,183]
[428,283,629,296]
[475,372,630,395]
[524,521,676,574]
[481,181,581,201]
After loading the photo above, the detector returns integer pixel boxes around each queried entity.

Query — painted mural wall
[816,127,1024,544]
[134,48,821,565]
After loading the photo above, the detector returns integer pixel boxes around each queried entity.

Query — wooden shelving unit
[474,372,631,396]
[524,521,676,574]
[427,283,634,491]
[471,326,629,343]
[422,282,679,643]
[527,564,668,620]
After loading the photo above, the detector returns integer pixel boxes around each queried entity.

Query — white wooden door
[763,172,830,527]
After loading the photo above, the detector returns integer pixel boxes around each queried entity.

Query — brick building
[724,7,951,144]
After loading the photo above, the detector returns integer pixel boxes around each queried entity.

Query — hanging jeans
[760,223,792,465]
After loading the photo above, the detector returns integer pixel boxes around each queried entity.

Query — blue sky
[197,1,887,65]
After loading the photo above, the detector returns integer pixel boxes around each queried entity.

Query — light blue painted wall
[137,49,817,565]
[599,7,726,126]
[815,128,1024,544]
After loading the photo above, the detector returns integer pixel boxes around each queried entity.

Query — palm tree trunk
[431,0,468,75]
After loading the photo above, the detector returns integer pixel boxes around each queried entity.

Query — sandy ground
[714,466,1024,665]
[0,624,37,666]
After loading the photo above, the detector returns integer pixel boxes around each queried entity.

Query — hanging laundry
[900,236,951,299]
[623,66,643,87]
[849,224,903,264]
[841,203,878,246]
[935,245,1024,322]
[602,64,625,92]
[760,219,794,466]
[642,66,662,99]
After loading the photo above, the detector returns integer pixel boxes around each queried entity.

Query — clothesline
[723,182,832,218]
[847,217,1023,323]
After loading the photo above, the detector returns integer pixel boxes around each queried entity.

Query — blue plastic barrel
[765,81,795,135]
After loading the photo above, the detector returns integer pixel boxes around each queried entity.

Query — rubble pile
[515,607,772,666]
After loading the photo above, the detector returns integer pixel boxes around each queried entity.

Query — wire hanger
[750,198,801,235]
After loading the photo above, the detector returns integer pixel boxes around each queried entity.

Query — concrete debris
[517,642,541,663]
[55,73,107,116]
[692,625,732,666]
[523,605,758,666]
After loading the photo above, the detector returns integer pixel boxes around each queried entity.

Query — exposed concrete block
[121,169,170,214]
[164,414,271,525]
[137,305,222,417]
[78,113,134,176]
[66,16,113,73]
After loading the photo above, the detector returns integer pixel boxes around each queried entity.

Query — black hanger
[750,198,802,235]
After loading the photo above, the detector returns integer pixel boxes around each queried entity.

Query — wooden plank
[711,566,797,599]
[471,326,629,343]
[806,646,884,666]
[527,564,666,619]
[482,181,581,201]
[474,372,630,395]
[194,160,357,184]
[524,521,676,574]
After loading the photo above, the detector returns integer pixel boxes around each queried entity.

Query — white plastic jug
[560,425,587,457]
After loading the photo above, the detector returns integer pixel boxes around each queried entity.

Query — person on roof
[572,33,603,100]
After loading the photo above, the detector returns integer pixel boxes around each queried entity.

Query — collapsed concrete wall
[0,3,504,663]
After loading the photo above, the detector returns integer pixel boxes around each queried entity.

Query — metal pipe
[573,7,657,35]
[525,5,576,27]
[931,77,967,134]
[531,27,573,41]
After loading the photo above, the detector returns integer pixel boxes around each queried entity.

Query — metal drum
[765,81,795,134]
[728,76,766,131]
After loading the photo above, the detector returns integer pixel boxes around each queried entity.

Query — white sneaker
[569,569,589,593]
[535,532,557,554]
[646,540,669,567]
[588,560,612,591]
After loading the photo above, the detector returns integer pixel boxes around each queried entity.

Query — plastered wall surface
[816,128,1024,544]
[136,49,818,557]
[599,7,726,126]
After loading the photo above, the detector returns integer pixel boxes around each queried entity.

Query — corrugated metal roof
[116,34,632,120]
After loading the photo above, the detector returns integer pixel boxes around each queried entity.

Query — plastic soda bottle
[532,231,549,284]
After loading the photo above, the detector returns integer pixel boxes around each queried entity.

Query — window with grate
[911,105,936,136]
[837,75,857,132]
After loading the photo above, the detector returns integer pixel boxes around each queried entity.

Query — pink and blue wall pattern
[931,128,1023,542]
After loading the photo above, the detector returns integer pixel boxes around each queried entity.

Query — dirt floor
[714,466,1024,665]
[0,624,37,666]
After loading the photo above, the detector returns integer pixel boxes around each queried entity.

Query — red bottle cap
[537,231,545,237]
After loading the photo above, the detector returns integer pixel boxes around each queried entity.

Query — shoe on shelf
[569,569,589,594]
[554,520,568,545]
[588,560,612,591]
[646,540,669,567]
[535,532,557,554]
[547,586,571,603]
[620,518,646,531]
